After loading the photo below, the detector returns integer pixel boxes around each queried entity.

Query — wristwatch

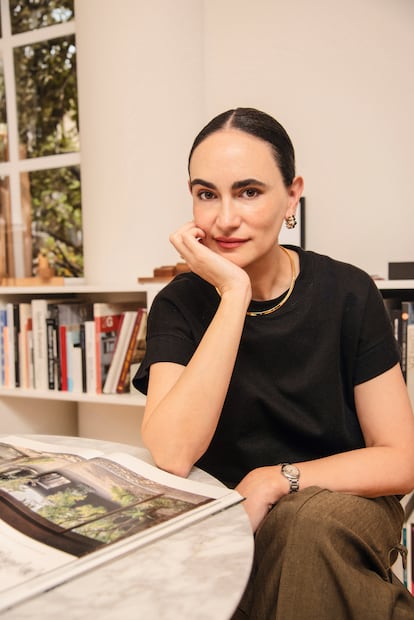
[280,463,300,493]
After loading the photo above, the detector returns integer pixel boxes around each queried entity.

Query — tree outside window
[0,0,82,280]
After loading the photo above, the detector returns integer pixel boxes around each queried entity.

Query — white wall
[203,0,414,277]
[76,0,414,281]
[75,0,205,284]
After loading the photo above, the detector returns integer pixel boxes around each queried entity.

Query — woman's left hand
[235,466,288,532]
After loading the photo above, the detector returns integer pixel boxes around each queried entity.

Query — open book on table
[0,435,243,613]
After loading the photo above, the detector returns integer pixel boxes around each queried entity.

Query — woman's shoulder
[150,272,218,322]
[294,246,375,287]
[155,271,211,301]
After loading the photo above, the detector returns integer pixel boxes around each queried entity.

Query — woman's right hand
[169,221,251,298]
[142,221,252,476]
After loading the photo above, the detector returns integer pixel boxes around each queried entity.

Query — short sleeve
[132,294,197,395]
[352,278,400,385]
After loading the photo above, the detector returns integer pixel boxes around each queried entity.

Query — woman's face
[189,129,302,272]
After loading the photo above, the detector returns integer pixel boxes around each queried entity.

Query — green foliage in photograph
[30,165,83,277]
[38,487,107,529]
[14,35,79,159]
[10,0,74,35]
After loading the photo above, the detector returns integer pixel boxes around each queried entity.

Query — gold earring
[285,215,297,229]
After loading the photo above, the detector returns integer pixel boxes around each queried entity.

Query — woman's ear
[287,176,304,216]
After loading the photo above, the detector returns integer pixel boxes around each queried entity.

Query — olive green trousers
[232,487,414,619]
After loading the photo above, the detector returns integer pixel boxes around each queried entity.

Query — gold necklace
[246,246,296,317]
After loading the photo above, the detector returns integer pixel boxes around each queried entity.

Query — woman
[133,108,414,618]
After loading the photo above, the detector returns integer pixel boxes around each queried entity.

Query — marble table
[1,435,254,620]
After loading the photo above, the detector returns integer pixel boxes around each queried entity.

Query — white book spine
[31,300,49,391]
[84,320,97,394]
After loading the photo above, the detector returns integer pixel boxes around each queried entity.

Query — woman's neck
[247,246,299,301]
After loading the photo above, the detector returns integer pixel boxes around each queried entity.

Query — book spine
[5,303,15,387]
[31,299,49,391]
[94,312,123,393]
[46,317,57,390]
[116,309,145,394]
[27,317,34,389]
[405,302,414,409]
[13,304,20,388]
[59,324,68,391]
[0,305,7,387]
[47,304,61,391]
[70,333,83,393]
[79,323,87,393]
[411,523,414,595]
[401,303,409,381]
[102,312,127,394]
[84,320,97,394]
[18,304,32,389]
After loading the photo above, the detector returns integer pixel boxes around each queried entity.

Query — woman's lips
[214,237,248,250]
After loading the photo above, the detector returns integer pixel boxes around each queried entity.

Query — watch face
[283,464,300,478]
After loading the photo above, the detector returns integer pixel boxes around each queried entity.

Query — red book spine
[95,313,123,393]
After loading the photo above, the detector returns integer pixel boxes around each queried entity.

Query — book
[0,303,6,387]
[0,435,242,612]
[26,317,34,389]
[400,303,409,382]
[117,308,147,394]
[12,303,20,388]
[103,310,142,394]
[5,303,15,388]
[82,320,97,394]
[52,303,93,392]
[390,308,403,360]
[46,316,59,390]
[404,302,414,408]
[31,299,50,391]
[411,523,414,595]
[18,303,32,389]
[93,303,139,393]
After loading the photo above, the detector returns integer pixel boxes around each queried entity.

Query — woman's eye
[242,188,260,199]
[198,190,215,200]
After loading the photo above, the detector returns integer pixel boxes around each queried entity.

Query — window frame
[0,0,80,277]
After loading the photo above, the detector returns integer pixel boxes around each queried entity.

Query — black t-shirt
[133,247,400,487]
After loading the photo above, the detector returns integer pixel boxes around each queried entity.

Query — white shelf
[0,282,163,295]
[0,283,161,425]
[375,280,414,290]
[0,387,146,406]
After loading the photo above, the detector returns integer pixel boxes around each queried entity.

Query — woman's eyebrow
[232,179,267,190]
[189,178,216,189]
[190,178,267,190]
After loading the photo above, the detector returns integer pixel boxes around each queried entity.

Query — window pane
[0,176,12,278]
[14,35,79,159]
[22,166,83,277]
[0,54,7,162]
[10,0,74,35]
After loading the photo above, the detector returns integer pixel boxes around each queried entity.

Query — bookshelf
[375,279,414,297]
[1,277,414,587]
[0,282,164,444]
[375,280,414,591]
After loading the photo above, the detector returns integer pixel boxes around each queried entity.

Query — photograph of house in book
[0,442,212,557]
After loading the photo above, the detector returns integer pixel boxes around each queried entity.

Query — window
[0,0,82,280]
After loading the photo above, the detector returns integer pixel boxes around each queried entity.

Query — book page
[0,435,242,612]
[0,520,73,592]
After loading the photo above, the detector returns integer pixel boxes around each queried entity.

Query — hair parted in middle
[188,108,296,188]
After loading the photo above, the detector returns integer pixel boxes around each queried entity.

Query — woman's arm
[237,363,414,531]
[141,222,251,477]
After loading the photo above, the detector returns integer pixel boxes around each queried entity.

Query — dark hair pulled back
[188,107,296,187]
